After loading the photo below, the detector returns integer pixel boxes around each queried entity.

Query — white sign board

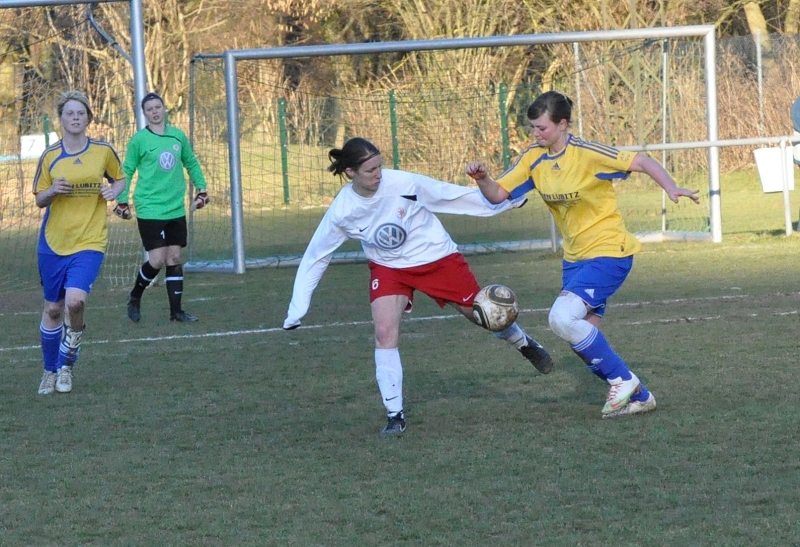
[20,133,60,160]
[753,147,795,193]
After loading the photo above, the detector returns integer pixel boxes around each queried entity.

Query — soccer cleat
[38,371,58,395]
[55,366,73,393]
[602,392,657,419]
[170,311,199,322]
[127,292,141,323]
[380,411,406,435]
[519,335,554,374]
[602,373,641,415]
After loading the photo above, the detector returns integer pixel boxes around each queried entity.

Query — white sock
[375,348,403,415]
[493,322,526,349]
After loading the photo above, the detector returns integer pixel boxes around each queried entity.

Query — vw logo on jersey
[159,151,177,170]
[374,223,407,250]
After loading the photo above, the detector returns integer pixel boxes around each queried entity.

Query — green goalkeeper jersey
[120,125,206,220]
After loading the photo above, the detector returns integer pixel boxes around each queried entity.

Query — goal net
[0,3,142,295]
[185,31,713,272]
[0,18,715,294]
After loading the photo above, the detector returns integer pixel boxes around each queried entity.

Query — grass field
[2,227,800,545]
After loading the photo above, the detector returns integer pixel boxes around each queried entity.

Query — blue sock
[571,326,632,381]
[58,326,82,368]
[40,323,62,373]
[572,348,607,381]
[630,384,651,402]
[58,342,80,368]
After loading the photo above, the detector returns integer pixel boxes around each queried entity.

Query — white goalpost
[15,15,800,291]
[184,25,719,275]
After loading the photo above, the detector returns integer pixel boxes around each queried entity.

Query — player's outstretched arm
[465,161,510,204]
[413,172,516,217]
[282,211,349,332]
[630,153,700,204]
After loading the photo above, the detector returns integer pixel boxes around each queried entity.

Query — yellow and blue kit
[32,139,124,256]
[496,134,640,262]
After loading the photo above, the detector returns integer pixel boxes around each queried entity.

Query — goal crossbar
[215,25,719,274]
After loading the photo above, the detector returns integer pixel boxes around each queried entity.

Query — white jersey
[284,169,518,328]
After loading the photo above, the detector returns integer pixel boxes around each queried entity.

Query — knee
[166,247,182,266]
[548,306,573,341]
[548,294,591,344]
[373,322,399,349]
[43,303,64,323]
[148,256,166,269]
[65,297,85,318]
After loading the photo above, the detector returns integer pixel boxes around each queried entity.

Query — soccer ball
[472,284,519,332]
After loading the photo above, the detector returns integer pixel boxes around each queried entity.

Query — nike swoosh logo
[462,293,475,302]
[384,396,399,401]
[358,226,368,232]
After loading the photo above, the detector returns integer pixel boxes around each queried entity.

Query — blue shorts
[561,256,633,317]
[38,250,104,303]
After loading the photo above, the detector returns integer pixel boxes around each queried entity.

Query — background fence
[0,3,143,295]
[2,10,800,294]
[185,35,717,270]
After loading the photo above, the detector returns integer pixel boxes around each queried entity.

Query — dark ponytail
[328,137,381,176]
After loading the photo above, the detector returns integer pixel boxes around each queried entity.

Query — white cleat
[55,366,73,393]
[602,393,657,419]
[38,371,57,395]
[602,373,640,415]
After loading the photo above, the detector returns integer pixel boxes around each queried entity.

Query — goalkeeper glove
[194,191,209,210]
[113,203,132,220]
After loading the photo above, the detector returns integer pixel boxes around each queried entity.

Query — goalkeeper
[283,137,554,436]
[116,92,209,323]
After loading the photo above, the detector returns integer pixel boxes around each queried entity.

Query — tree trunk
[744,2,776,74]
[786,0,800,34]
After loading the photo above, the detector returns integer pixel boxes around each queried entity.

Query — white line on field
[0,292,794,354]
[0,292,752,318]
[0,296,228,317]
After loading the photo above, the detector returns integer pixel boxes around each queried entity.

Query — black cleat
[520,335,554,374]
[127,292,141,323]
[380,411,406,435]
[170,311,199,322]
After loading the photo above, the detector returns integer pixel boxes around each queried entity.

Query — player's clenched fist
[465,161,488,181]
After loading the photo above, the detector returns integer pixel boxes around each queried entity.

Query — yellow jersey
[496,135,640,261]
[32,139,124,256]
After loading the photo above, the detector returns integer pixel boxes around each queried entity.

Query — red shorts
[368,253,481,308]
